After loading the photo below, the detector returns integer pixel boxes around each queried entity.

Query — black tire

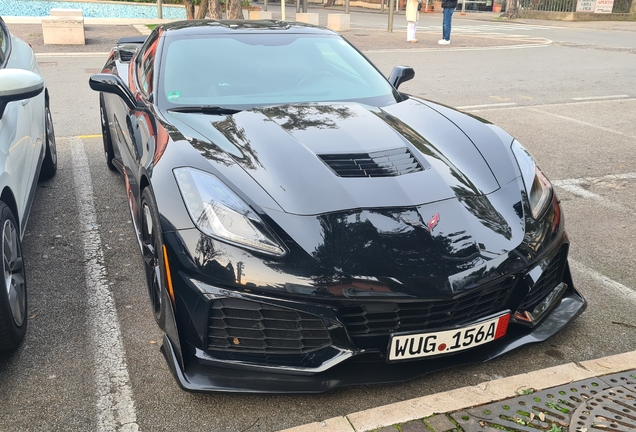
[100,94,117,172]
[140,187,166,329]
[39,101,57,180]
[0,202,27,352]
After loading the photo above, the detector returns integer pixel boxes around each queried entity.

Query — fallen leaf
[29,313,38,319]
[530,412,535,422]
[539,412,546,421]
[149,340,157,344]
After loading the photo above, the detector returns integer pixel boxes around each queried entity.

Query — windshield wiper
[168,106,242,115]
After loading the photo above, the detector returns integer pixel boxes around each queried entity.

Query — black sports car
[89,20,585,393]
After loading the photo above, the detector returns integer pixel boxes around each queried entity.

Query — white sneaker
[438,39,450,45]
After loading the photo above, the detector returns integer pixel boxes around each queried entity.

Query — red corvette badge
[428,213,440,233]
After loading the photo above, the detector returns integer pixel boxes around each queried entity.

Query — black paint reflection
[306,208,481,297]
[374,110,481,197]
[194,236,235,283]
[454,191,514,241]
[260,104,355,132]
[214,116,262,170]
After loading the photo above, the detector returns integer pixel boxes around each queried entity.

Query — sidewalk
[280,350,636,432]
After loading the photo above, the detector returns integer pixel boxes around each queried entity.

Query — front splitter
[160,290,586,394]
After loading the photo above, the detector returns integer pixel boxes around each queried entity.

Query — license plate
[388,313,510,362]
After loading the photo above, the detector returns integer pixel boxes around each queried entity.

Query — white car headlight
[511,140,553,219]
[174,168,286,256]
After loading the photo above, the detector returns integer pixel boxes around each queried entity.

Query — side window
[0,19,12,68]
[136,32,160,97]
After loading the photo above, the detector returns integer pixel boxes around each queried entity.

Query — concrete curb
[278,350,636,432]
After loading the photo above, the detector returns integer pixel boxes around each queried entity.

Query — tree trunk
[209,0,223,18]
[503,0,519,18]
[195,0,209,18]
[183,0,195,19]
[227,0,244,19]
[324,0,336,6]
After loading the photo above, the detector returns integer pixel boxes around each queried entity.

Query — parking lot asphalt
[6,12,550,55]
[5,11,636,432]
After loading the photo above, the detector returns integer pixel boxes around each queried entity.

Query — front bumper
[161,286,586,393]
[158,191,586,393]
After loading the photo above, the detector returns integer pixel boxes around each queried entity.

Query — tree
[183,0,223,19]
[208,0,223,19]
[195,0,208,18]
[503,0,520,18]
[226,0,244,19]
[183,0,194,19]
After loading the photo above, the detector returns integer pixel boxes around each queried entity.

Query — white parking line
[572,95,630,101]
[552,172,636,212]
[528,108,636,139]
[465,97,636,113]
[70,137,139,432]
[570,259,636,304]
[365,43,551,54]
[457,102,517,110]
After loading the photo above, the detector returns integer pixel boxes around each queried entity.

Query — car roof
[160,19,339,36]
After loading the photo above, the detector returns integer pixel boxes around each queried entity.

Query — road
[1,13,635,432]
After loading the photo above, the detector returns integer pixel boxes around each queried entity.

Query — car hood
[167,99,502,216]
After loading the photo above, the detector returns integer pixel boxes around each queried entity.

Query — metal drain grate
[571,370,636,431]
[452,372,636,432]
[599,370,636,393]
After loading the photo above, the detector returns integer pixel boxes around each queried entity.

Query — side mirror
[89,73,143,111]
[0,69,44,119]
[388,66,415,90]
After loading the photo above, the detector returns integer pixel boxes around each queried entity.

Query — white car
[0,17,56,352]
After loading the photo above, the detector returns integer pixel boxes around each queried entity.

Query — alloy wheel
[45,106,57,167]
[141,202,162,320]
[2,219,25,327]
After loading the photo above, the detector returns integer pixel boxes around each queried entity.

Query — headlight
[174,168,286,256]
[511,140,553,219]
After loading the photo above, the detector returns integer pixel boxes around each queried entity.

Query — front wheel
[140,187,166,329]
[0,202,27,352]
[39,102,57,180]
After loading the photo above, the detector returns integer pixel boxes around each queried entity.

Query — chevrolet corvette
[89,20,585,393]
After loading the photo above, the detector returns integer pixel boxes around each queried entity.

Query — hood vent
[319,148,424,178]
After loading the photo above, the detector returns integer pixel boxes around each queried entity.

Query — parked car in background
[90,20,585,393]
[0,17,57,352]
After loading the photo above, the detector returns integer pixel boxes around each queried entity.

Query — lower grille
[518,247,568,310]
[207,298,331,354]
[340,277,515,339]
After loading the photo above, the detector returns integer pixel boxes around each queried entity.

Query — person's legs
[407,21,415,41]
[407,21,418,42]
[442,7,454,41]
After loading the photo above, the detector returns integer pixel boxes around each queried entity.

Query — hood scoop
[318,148,425,178]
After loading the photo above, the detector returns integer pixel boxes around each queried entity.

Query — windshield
[158,32,399,109]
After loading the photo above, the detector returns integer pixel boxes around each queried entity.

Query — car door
[132,32,159,170]
[113,32,160,205]
[0,21,39,224]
